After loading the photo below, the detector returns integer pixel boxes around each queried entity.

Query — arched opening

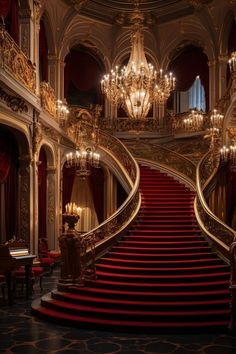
[62,163,105,233]
[0,126,19,243]
[168,45,209,113]
[64,45,104,110]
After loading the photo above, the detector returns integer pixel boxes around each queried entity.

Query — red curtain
[10,0,18,44]
[38,148,47,239]
[62,164,75,212]
[169,46,209,110]
[0,132,11,183]
[89,167,104,224]
[0,129,18,240]
[0,0,12,17]
[4,0,18,44]
[64,48,104,109]
[39,20,48,82]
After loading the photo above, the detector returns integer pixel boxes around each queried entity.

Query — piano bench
[15,266,44,292]
[32,266,44,291]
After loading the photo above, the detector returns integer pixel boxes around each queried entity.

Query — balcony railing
[0,26,36,93]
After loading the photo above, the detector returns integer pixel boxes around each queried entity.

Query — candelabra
[183,109,204,131]
[63,202,81,232]
[228,52,236,73]
[220,144,236,166]
[57,99,69,125]
[210,109,224,129]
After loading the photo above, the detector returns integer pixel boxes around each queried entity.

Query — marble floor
[0,266,236,354]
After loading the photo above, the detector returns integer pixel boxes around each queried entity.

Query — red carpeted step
[32,164,231,333]
[65,279,230,294]
[99,257,225,268]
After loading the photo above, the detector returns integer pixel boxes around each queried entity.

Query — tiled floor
[0,266,236,354]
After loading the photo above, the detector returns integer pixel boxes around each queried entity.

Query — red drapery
[38,148,47,239]
[39,20,48,82]
[62,164,76,212]
[64,48,104,109]
[169,46,209,110]
[0,129,18,240]
[89,167,104,224]
[0,0,12,17]
[4,0,18,44]
[0,132,11,183]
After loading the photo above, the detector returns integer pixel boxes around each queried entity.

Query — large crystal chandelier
[101,6,175,119]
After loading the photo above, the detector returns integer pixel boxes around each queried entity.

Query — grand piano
[0,243,36,304]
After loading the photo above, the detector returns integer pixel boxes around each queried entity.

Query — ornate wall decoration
[0,87,28,113]
[41,124,59,143]
[18,155,31,242]
[32,121,42,154]
[47,169,56,224]
[0,27,36,93]
[40,81,57,118]
[20,23,30,58]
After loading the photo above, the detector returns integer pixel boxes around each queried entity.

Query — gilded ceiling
[64,0,213,25]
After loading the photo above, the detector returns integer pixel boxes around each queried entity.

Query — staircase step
[31,164,231,333]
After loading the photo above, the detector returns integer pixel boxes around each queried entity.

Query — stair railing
[60,128,141,285]
[196,149,236,333]
[126,140,196,186]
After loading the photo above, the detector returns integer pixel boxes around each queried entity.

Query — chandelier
[66,123,100,178]
[183,109,204,131]
[56,99,69,125]
[101,7,175,119]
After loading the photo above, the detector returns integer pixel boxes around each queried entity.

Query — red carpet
[32,165,231,333]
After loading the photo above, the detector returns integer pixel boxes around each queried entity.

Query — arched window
[168,45,209,113]
[64,45,104,109]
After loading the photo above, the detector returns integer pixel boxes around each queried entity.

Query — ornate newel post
[59,204,84,285]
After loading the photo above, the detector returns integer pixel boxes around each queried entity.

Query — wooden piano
[0,244,36,304]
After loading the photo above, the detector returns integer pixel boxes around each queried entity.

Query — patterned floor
[0,266,236,354]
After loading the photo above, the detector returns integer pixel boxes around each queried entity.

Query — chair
[39,238,61,264]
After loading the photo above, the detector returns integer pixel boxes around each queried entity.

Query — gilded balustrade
[196,149,236,251]
[80,128,140,244]
[62,118,140,281]
[0,26,36,93]
[126,141,196,184]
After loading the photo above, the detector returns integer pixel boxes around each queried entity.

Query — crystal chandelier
[101,7,175,119]
[66,123,100,178]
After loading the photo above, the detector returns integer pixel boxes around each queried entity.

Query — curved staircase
[32,165,231,333]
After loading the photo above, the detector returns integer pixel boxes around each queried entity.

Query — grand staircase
[32,165,231,333]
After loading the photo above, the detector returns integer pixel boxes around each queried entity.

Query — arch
[40,11,56,56]
[64,44,105,108]
[219,9,235,55]
[38,142,57,250]
[38,139,56,167]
